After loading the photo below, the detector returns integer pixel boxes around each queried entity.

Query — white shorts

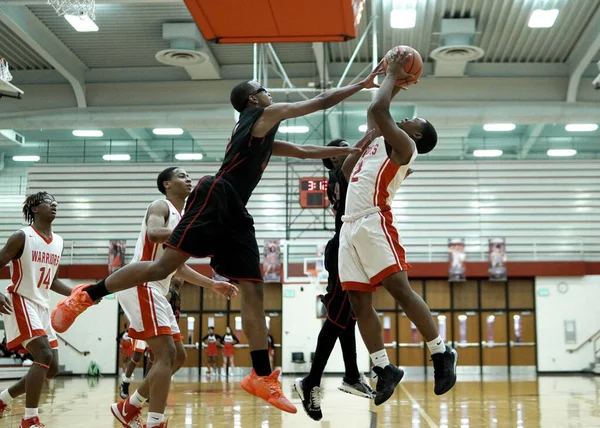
[132,339,147,353]
[4,293,58,351]
[118,284,181,342]
[339,210,411,292]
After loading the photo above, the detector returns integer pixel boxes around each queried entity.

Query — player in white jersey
[0,192,76,428]
[339,49,458,406]
[73,167,239,428]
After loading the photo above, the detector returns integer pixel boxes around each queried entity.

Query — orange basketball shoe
[111,397,143,428]
[0,399,10,419]
[20,417,44,428]
[241,369,297,413]
[51,284,94,333]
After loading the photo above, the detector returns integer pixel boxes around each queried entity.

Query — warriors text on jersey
[345,136,416,218]
[131,200,182,295]
[8,226,63,308]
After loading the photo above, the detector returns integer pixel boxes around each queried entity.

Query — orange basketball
[382,45,423,87]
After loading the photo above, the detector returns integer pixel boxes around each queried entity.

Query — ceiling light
[153,128,184,136]
[175,153,203,160]
[13,155,40,162]
[73,130,103,137]
[103,154,130,161]
[565,124,598,132]
[528,9,559,28]
[64,14,99,32]
[358,124,368,132]
[547,149,576,157]
[473,149,503,157]
[483,123,516,132]
[390,9,416,29]
[278,125,309,134]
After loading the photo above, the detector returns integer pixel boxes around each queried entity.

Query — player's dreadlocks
[22,191,51,224]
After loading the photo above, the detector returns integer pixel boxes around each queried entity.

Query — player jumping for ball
[339,49,458,406]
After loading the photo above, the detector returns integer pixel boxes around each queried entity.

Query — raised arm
[272,140,360,159]
[174,264,239,299]
[252,68,383,137]
[370,50,417,165]
[0,231,26,315]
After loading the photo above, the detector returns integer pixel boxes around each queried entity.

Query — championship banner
[448,238,466,282]
[262,239,282,283]
[488,238,507,281]
[108,240,126,274]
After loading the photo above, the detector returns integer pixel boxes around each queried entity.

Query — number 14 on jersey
[37,267,52,289]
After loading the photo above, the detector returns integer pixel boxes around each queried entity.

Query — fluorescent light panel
[473,149,503,157]
[390,9,416,29]
[153,128,184,136]
[547,149,576,157]
[73,130,103,137]
[175,153,203,160]
[483,123,515,132]
[528,9,559,28]
[358,124,368,132]
[13,155,40,162]
[278,125,309,134]
[64,14,99,32]
[103,154,130,161]
[565,124,598,132]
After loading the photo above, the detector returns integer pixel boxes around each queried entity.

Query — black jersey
[168,288,181,322]
[216,107,280,205]
[327,168,348,233]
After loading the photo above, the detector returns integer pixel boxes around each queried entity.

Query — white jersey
[344,136,416,219]
[131,199,182,295]
[8,226,63,309]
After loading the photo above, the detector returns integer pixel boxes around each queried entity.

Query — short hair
[416,120,437,154]
[230,81,256,113]
[22,191,51,224]
[157,167,179,195]
[322,139,347,170]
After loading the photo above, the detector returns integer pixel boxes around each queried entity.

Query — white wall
[281,281,370,374]
[535,275,600,372]
[0,279,118,375]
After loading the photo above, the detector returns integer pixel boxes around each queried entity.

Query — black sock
[250,350,272,376]
[339,318,361,382]
[84,280,109,301]
[305,319,342,387]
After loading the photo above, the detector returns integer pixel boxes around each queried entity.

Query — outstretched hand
[361,59,386,89]
[211,281,239,300]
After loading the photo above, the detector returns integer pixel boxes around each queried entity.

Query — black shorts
[321,233,354,328]
[165,175,261,282]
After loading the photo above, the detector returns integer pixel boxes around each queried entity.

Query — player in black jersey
[55,67,383,414]
[295,133,378,420]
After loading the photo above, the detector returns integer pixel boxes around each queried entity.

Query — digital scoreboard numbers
[299,177,330,208]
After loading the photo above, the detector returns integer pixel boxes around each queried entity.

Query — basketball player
[202,327,222,375]
[119,338,149,399]
[51,71,382,413]
[221,326,240,373]
[294,134,379,421]
[108,167,238,428]
[339,49,458,405]
[0,192,77,427]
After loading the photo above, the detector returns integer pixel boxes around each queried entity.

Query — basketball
[382,45,423,87]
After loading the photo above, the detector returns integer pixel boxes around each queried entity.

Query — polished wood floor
[1,372,599,427]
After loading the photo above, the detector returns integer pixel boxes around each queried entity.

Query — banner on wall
[262,239,282,283]
[448,238,466,282]
[488,238,507,281]
[108,240,126,274]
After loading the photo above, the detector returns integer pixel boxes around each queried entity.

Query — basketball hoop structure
[0,58,13,82]
[304,257,328,292]
[47,0,95,20]
[0,59,24,99]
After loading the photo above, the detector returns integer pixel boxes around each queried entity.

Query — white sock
[122,373,132,383]
[0,389,13,404]
[129,390,147,408]
[147,412,164,427]
[370,349,390,369]
[426,336,446,355]
[24,408,38,419]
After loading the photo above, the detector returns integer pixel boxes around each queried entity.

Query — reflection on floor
[0,373,599,427]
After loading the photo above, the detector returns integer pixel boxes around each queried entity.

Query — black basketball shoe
[372,364,404,406]
[431,345,458,395]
